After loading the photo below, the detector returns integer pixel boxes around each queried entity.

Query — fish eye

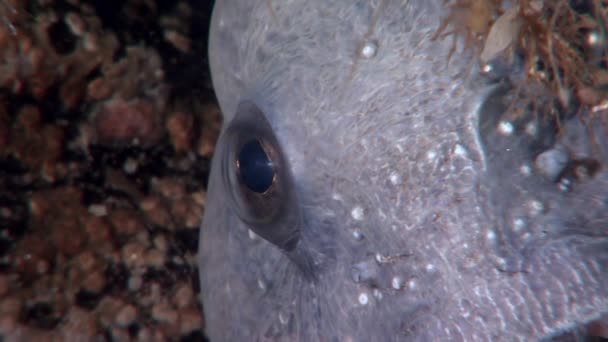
[237,139,275,194]
[220,100,300,251]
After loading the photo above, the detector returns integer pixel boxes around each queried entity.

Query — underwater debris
[439,0,608,111]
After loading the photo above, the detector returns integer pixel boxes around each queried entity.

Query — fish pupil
[237,139,275,193]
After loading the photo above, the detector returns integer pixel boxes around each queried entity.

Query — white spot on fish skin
[482,64,493,73]
[426,150,437,161]
[389,171,402,185]
[426,264,435,272]
[496,257,507,269]
[332,193,343,201]
[373,289,383,300]
[486,230,497,241]
[360,40,378,58]
[358,293,369,305]
[408,280,417,290]
[375,253,384,263]
[395,144,404,153]
[498,121,514,136]
[454,144,467,157]
[558,178,572,192]
[513,218,526,232]
[391,276,403,290]
[528,200,544,216]
[351,206,364,221]
[248,229,258,240]
[520,164,532,176]
[278,312,289,325]
[352,230,364,240]
[525,121,537,136]
[257,278,267,291]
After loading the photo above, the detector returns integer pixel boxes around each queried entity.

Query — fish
[198,0,608,340]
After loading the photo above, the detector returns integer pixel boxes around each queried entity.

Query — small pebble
[152,303,178,325]
[173,285,193,309]
[145,248,165,268]
[121,242,146,268]
[115,304,137,327]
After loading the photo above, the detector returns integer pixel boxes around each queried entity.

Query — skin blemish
[389,171,402,185]
[352,230,365,240]
[426,264,435,272]
[520,164,532,176]
[333,193,343,201]
[486,230,497,241]
[558,178,572,192]
[528,200,544,216]
[426,150,437,161]
[373,289,383,300]
[257,278,267,291]
[408,280,416,290]
[525,121,537,136]
[360,40,378,58]
[454,144,467,157]
[248,229,258,240]
[279,312,290,325]
[513,218,526,232]
[391,276,403,290]
[358,292,369,305]
[351,206,364,221]
[498,121,514,136]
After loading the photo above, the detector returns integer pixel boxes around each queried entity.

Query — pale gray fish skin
[198,0,608,341]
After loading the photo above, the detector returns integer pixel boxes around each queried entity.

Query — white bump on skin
[525,121,537,136]
[375,253,384,263]
[358,293,369,305]
[248,229,258,240]
[408,280,416,290]
[391,277,403,290]
[352,230,364,240]
[496,257,507,269]
[351,206,364,221]
[360,41,378,58]
[528,200,544,216]
[454,144,467,157]
[373,289,383,300]
[426,264,435,272]
[498,121,514,135]
[558,178,572,192]
[486,230,497,241]
[426,150,437,161]
[389,171,402,185]
[520,164,532,176]
[279,312,289,325]
[257,278,267,291]
[332,193,343,201]
[513,218,526,232]
[482,64,493,73]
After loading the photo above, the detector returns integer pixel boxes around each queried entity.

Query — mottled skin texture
[198,1,608,341]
